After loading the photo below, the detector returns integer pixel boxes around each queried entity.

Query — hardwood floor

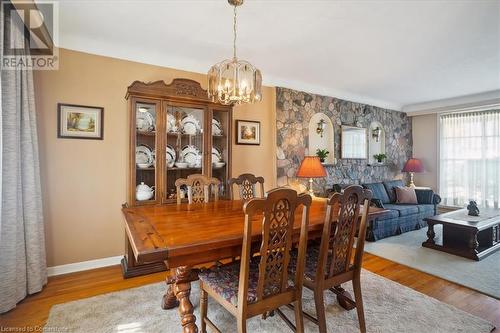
[1,253,498,331]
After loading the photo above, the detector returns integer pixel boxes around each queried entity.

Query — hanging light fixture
[207,0,262,105]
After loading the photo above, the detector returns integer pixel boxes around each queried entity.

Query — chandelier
[207,0,262,105]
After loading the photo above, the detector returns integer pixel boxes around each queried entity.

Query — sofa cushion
[363,183,390,204]
[378,209,400,219]
[395,186,418,204]
[417,204,435,215]
[383,180,405,203]
[384,204,419,217]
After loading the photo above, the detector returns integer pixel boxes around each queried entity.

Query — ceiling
[54,0,499,112]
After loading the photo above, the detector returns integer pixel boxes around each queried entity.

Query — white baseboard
[47,255,123,277]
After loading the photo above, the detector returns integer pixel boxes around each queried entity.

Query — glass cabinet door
[211,109,230,198]
[134,100,159,204]
[164,105,205,202]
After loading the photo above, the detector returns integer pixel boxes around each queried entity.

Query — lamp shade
[402,158,424,173]
[296,156,327,178]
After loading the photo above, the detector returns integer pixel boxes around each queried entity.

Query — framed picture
[58,103,104,140]
[236,120,260,145]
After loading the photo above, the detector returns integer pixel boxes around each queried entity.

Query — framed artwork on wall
[57,103,104,140]
[236,120,260,145]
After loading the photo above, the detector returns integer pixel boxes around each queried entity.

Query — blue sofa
[362,180,441,241]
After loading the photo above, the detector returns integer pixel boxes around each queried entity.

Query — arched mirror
[368,121,386,164]
[308,113,334,164]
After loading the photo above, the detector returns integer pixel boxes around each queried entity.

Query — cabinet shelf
[136,167,155,171]
[167,132,202,137]
[137,130,156,136]
[168,167,202,171]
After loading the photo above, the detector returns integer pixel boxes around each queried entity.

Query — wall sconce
[316,119,326,137]
[372,126,382,142]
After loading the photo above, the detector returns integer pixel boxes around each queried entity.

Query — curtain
[0,4,47,313]
[439,110,500,208]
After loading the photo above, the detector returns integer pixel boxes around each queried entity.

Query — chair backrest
[174,174,221,204]
[238,188,312,309]
[317,185,372,279]
[228,173,265,200]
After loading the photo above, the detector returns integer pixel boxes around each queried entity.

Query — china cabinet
[123,79,232,277]
[126,78,233,207]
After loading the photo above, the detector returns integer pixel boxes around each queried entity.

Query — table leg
[174,266,198,333]
[426,222,436,244]
[469,230,479,254]
[161,276,179,310]
[331,285,355,311]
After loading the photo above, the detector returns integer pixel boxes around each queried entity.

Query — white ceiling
[54,0,500,112]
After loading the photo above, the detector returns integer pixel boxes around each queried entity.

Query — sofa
[361,180,441,241]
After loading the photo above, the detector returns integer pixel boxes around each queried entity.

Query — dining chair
[228,173,265,200]
[289,185,372,333]
[198,188,312,333]
[175,174,220,204]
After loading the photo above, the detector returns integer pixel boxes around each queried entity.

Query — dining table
[121,198,388,333]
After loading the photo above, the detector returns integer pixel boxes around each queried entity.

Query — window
[439,110,500,208]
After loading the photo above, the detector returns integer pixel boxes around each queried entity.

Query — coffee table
[423,208,500,261]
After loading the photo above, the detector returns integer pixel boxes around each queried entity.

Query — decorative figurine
[467,200,480,216]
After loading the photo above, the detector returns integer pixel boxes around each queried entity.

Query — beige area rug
[44,269,494,333]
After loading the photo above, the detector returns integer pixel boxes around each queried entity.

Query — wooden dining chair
[289,185,372,333]
[175,174,220,204]
[228,173,265,200]
[198,188,312,333]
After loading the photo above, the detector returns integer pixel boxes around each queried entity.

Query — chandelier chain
[233,5,237,60]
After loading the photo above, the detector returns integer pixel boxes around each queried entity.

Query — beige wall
[35,48,277,267]
[411,113,439,190]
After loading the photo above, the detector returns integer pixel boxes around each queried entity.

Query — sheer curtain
[439,110,500,208]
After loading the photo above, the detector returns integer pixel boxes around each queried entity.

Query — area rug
[364,225,500,299]
[44,269,494,333]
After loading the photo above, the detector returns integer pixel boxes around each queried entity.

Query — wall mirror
[341,125,367,159]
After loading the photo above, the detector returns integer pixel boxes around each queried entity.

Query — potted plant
[316,149,329,163]
[373,153,387,164]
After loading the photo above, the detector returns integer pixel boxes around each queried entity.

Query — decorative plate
[212,118,223,136]
[136,108,155,132]
[212,147,222,163]
[136,144,153,164]
[181,145,201,166]
[167,115,178,133]
[181,115,201,135]
[166,145,176,168]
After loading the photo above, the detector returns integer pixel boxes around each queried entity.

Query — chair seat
[199,259,260,306]
[289,242,332,282]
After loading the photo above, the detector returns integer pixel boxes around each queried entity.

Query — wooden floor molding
[1,253,498,331]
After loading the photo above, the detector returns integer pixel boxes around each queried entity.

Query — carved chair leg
[162,275,179,310]
[294,298,305,333]
[200,282,208,333]
[314,289,327,333]
[236,315,247,333]
[352,276,366,333]
[174,266,199,333]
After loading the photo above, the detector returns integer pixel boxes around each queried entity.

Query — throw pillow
[395,186,418,204]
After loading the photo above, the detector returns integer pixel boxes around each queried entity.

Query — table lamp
[402,158,424,187]
[296,156,327,196]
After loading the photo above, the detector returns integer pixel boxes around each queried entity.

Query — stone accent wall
[276,87,412,192]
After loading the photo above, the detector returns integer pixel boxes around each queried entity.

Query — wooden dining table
[122,198,388,333]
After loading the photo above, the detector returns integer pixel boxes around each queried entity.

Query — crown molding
[403,90,500,116]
